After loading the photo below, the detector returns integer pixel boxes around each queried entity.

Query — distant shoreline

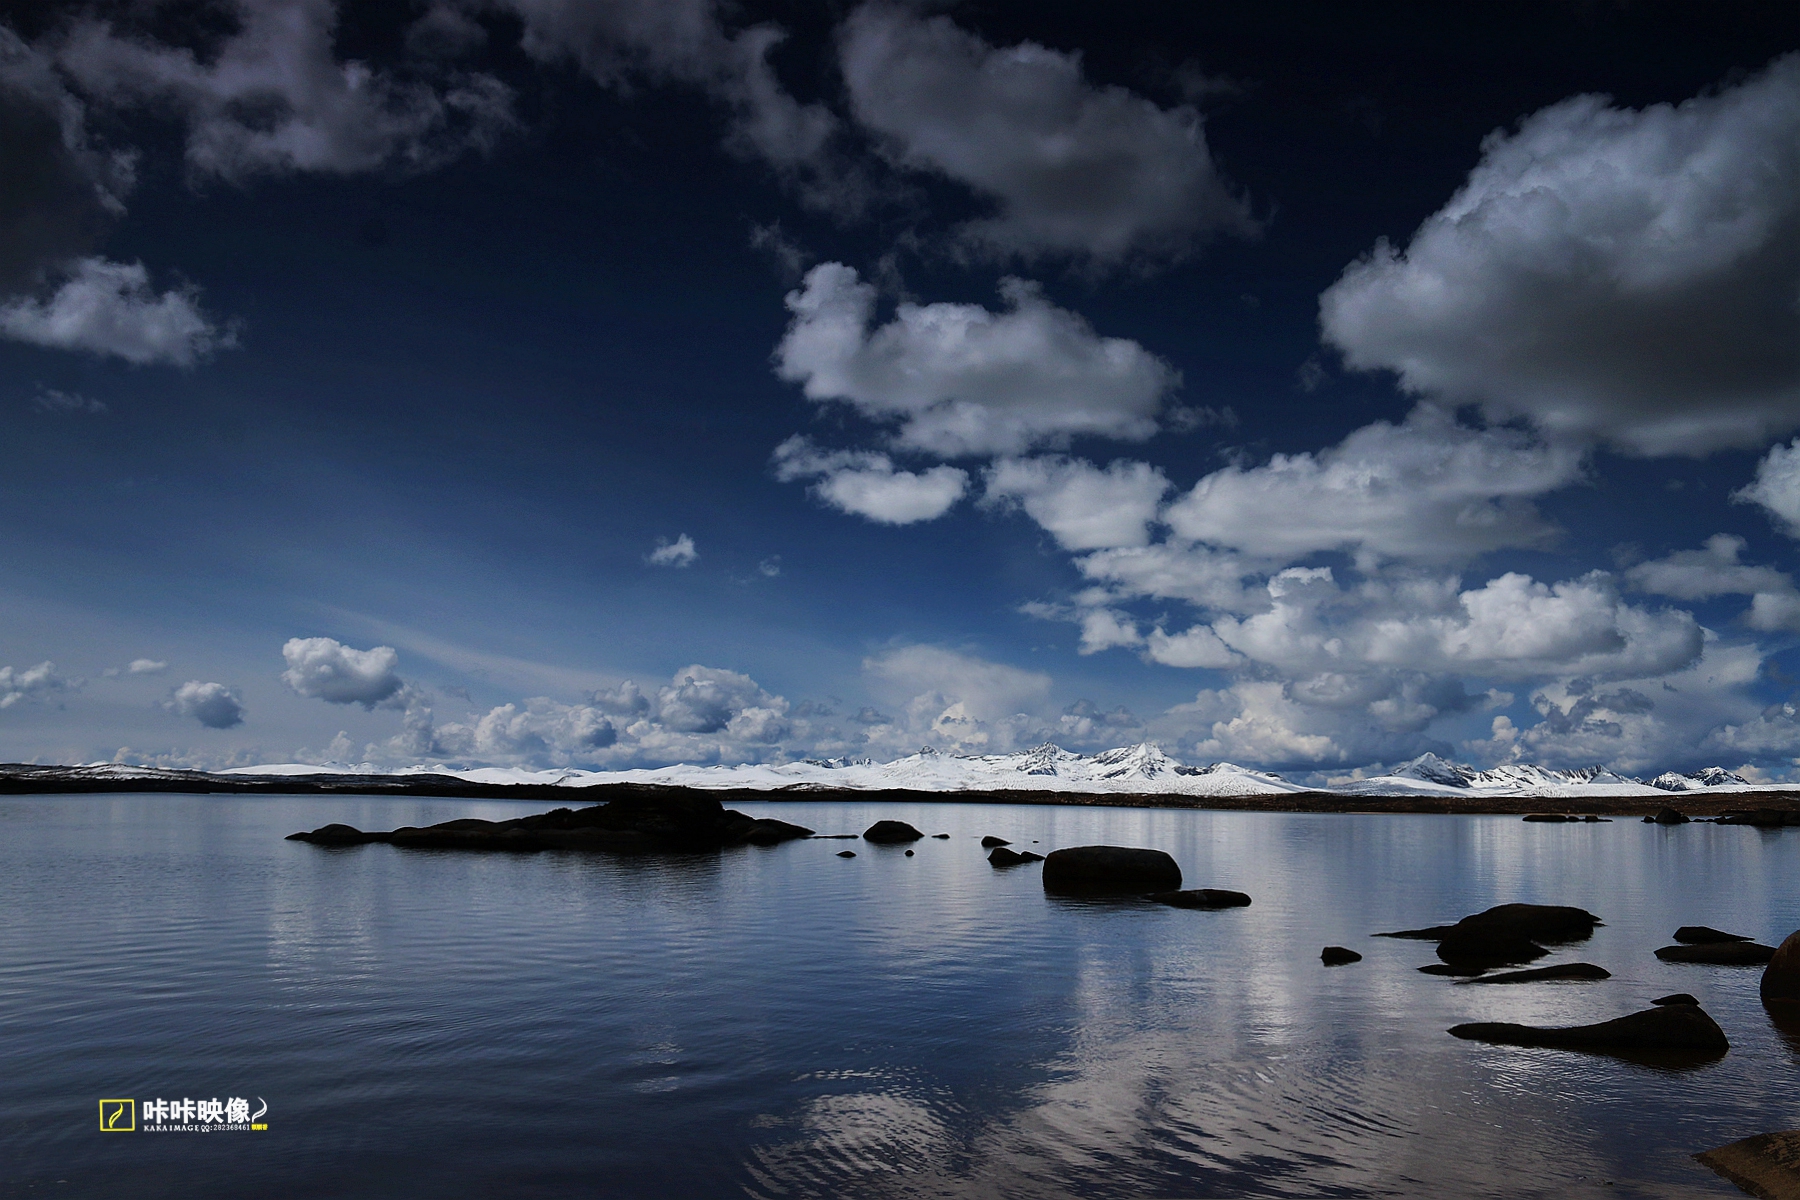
[4,764,1799,818]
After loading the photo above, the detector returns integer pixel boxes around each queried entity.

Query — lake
[3,792,1797,1198]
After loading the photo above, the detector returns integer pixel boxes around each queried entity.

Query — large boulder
[1695,1130,1800,1200]
[1449,1002,1729,1054]
[1321,946,1362,966]
[1648,807,1690,825]
[1043,846,1181,895]
[1676,925,1752,944]
[862,820,924,844]
[1764,930,1800,1003]
[1656,942,1777,965]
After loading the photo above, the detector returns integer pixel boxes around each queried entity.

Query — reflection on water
[1,794,1796,1197]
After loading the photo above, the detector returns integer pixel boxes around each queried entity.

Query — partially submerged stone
[1449,1003,1729,1054]
[1652,993,1700,1007]
[1456,962,1610,984]
[1321,946,1361,966]
[1376,903,1601,970]
[1695,1129,1800,1200]
[980,835,1011,848]
[1763,930,1800,1004]
[1656,943,1777,965]
[988,846,1032,867]
[1042,846,1181,895]
[862,820,925,844]
[1146,888,1251,909]
[1676,925,1753,944]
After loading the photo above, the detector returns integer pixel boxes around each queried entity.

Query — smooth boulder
[1696,1130,1800,1200]
[1763,930,1800,1004]
[286,822,386,845]
[862,820,925,844]
[836,850,856,858]
[988,846,1031,867]
[1648,807,1690,825]
[1656,942,1777,965]
[1457,963,1610,984]
[1147,888,1251,910]
[1675,925,1752,944]
[1043,846,1181,895]
[1321,946,1362,966]
[1652,993,1700,1007]
[980,836,1011,848]
[1449,1003,1729,1054]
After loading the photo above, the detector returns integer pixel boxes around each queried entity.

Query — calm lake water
[3,793,1798,1198]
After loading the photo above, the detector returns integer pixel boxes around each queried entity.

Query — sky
[2,0,1800,780]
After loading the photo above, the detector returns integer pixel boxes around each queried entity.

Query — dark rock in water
[1437,928,1548,969]
[1457,962,1611,984]
[1676,925,1753,944]
[1652,993,1701,1007]
[863,820,925,843]
[1583,815,1609,822]
[1147,888,1251,909]
[1523,813,1574,822]
[1762,930,1800,1004]
[980,835,1011,847]
[988,846,1031,867]
[286,822,388,845]
[932,833,950,839]
[1718,809,1800,827]
[1043,846,1181,894]
[1449,1003,1729,1054]
[1648,807,1690,825]
[1419,964,1486,977]
[1019,851,1045,862]
[1378,903,1600,945]
[1656,942,1777,965]
[1321,946,1362,966]
[904,849,914,857]
[1695,1129,1800,1200]
[836,850,856,858]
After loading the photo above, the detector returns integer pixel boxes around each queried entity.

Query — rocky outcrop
[1147,888,1251,909]
[1456,963,1610,984]
[862,820,924,843]
[1450,1002,1729,1054]
[1763,931,1800,1003]
[1695,1130,1800,1199]
[1042,846,1181,894]
[1675,926,1752,944]
[1321,946,1361,965]
[287,793,814,852]
[1656,942,1777,965]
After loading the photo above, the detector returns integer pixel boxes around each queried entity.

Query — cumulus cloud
[772,436,968,524]
[166,680,245,729]
[837,6,1252,265]
[1735,437,1800,537]
[646,533,699,567]
[281,637,405,707]
[0,661,68,708]
[56,0,515,182]
[982,457,1169,550]
[1074,543,1266,614]
[775,263,1178,457]
[864,644,1052,725]
[1321,54,1800,456]
[1163,406,1583,563]
[128,658,168,674]
[0,257,231,365]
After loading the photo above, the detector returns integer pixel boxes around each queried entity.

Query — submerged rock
[980,835,1011,848]
[1456,963,1610,984]
[1656,942,1777,965]
[1147,888,1251,909]
[1523,813,1575,822]
[1695,1130,1800,1200]
[1648,807,1690,825]
[1419,963,1486,977]
[904,849,914,857]
[1717,809,1800,827]
[1042,846,1181,895]
[1653,993,1701,1007]
[1377,903,1600,971]
[1321,946,1362,966]
[836,850,856,858]
[285,822,387,845]
[862,820,925,844]
[1449,1003,1729,1054]
[1763,931,1800,1004]
[1676,925,1753,944]
[932,833,950,839]
[988,846,1032,867]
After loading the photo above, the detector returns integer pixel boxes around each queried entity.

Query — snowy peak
[1389,753,1478,788]
[1651,766,1750,791]
[1090,742,1179,780]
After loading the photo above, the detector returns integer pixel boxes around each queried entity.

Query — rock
[1718,809,1800,827]
[332,793,818,853]
[1449,1003,1729,1054]
[932,833,950,839]
[988,846,1031,867]
[980,835,1011,847]
[904,849,914,857]
[1652,993,1700,1007]
[1583,815,1609,822]
[836,850,856,858]
[1648,807,1690,825]
[1763,930,1800,1004]
[1695,1130,1800,1200]
[1656,942,1777,965]
[1378,903,1600,944]
[1042,846,1181,895]
[1419,963,1486,977]
[862,820,924,844]
[1676,925,1753,944]
[1456,963,1611,984]
[286,822,388,845]
[1436,928,1549,969]
[1321,946,1362,966]
[1146,888,1252,909]
[1523,813,1574,822]
[1019,851,1045,862]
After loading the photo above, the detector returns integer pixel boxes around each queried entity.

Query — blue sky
[3,1,1800,779]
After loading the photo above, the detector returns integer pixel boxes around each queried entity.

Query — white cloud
[166,680,245,729]
[1144,624,1239,669]
[30,388,107,414]
[982,457,1169,550]
[128,658,168,675]
[0,257,231,366]
[863,645,1052,752]
[646,533,699,567]
[1074,543,1265,614]
[1735,437,1800,537]
[281,636,404,707]
[1173,681,1343,765]
[0,661,68,708]
[772,436,968,524]
[1625,534,1791,599]
[56,0,515,181]
[1163,406,1583,563]
[1321,54,1800,456]
[774,263,1177,456]
[837,6,1252,265]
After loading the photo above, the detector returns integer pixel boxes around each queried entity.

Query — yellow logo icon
[99,1099,135,1131]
